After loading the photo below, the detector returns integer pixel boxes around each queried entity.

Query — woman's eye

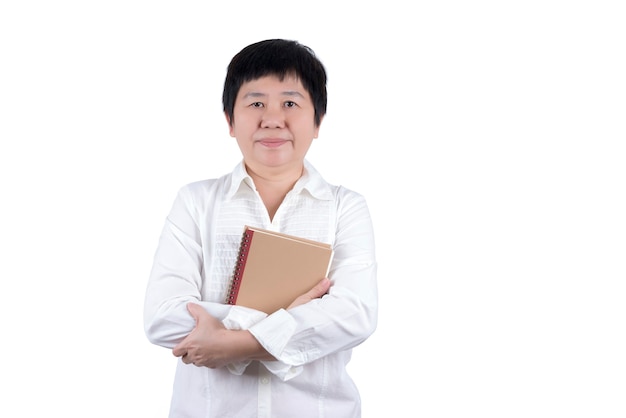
[284,101,297,108]
[251,102,264,108]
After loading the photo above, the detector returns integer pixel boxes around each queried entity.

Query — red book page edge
[227,228,254,305]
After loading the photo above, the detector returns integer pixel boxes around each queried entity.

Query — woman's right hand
[287,278,331,309]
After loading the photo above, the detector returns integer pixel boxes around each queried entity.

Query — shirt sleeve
[143,185,240,349]
[248,189,378,380]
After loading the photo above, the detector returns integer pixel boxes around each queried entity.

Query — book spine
[225,229,254,305]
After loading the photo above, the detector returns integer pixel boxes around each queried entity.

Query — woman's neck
[246,163,303,221]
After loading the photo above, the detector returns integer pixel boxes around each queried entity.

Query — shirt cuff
[248,309,307,380]
[222,305,268,376]
[261,360,303,381]
[226,361,250,375]
[222,305,268,330]
[248,309,296,354]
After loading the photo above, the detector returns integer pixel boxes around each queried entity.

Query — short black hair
[222,39,327,126]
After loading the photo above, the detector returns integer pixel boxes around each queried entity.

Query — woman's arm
[171,278,331,367]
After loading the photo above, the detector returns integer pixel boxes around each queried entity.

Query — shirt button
[261,377,269,384]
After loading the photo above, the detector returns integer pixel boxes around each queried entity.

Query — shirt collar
[226,159,334,201]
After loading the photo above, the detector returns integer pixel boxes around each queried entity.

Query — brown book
[225,225,334,314]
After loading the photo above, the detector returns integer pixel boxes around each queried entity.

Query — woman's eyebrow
[242,91,305,99]
[281,91,305,98]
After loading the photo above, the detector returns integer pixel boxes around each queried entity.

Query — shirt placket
[257,363,272,418]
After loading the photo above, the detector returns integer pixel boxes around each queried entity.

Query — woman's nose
[260,104,285,128]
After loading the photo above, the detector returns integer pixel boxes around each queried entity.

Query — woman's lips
[258,139,289,148]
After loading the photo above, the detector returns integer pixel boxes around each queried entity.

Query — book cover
[225,225,333,314]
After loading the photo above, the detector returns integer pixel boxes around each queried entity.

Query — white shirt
[144,160,378,418]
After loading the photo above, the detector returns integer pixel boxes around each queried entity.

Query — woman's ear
[313,116,324,138]
[225,113,235,137]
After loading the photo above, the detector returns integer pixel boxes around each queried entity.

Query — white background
[1,1,625,417]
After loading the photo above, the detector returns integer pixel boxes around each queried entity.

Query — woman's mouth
[258,139,289,148]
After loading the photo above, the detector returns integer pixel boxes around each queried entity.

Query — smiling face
[227,75,321,179]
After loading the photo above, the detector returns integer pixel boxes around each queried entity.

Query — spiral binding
[225,229,253,305]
